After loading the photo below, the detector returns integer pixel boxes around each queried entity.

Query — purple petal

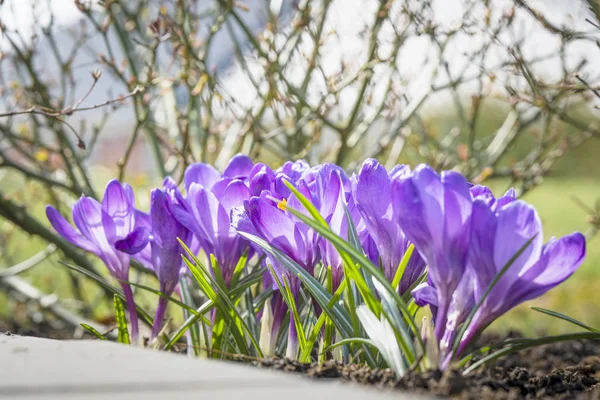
[132,245,154,271]
[220,179,250,213]
[249,164,276,197]
[73,197,110,252]
[46,205,98,254]
[494,188,517,210]
[441,171,472,246]
[468,200,499,295]
[223,154,254,179]
[115,226,151,254]
[188,183,231,254]
[210,178,233,199]
[73,197,127,277]
[231,205,260,237]
[514,233,586,303]
[410,165,446,250]
[392,170,436,263]
[184,162,220,191]
[134,210,152,231]
[102,179,135,242]
[246,196,306,264]
[493,201,543,281]
[470,185,494,205]
[412,282,438,307]
[388,164,411,180]
[150,189,189,293]
[354,159,391,218]
[162,176,178,191]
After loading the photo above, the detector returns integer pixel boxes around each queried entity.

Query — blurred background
[0,0,599,338]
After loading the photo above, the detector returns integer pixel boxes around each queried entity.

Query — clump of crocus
[46,180,151,343]
[44,156,587,368]
[395,164,586,368]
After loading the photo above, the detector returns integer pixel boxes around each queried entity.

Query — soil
[248,335,600,399]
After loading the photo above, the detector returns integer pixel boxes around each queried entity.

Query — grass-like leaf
[179,276,202,356]
[300,278,348,362]
[80,323,107,340]
[322,337,377,353]
[238,231,354,337]
[61,261,154,328]
[282,180,423,355]
[113,295,131,345]
[162,268,264,352]
[391,245,414,291]
[163,298,214,351]
[180,240,263,357]
[120,280,210,323]
[530,306,600,333]
[357,305,407,376]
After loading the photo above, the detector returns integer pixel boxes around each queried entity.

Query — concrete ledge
[0,334,428,399]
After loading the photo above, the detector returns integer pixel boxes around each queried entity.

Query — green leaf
[230,248,250,288]
[80,323,107,340]
[357,305,407,376]
[391,245,414,291]
[282,181,423,353]
[343,203,362,251]
[179,276,202,356]
[60,261,154,328]
[450,235,538,359]
[183,255,250,355]
[113,295,131,345]
[162,267,264,352]
[531,307,600,333]
[322,337,377,353]
[180,240,263,357]
[321,266,335,363]
[267,263,306,356]
[372,279,416,364]
[210,254,228,290]
[301,278,348,362]
[163,298,214,351]
[238,231,354,338]
[119,280,210,323]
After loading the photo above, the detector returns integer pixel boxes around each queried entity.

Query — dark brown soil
[249,337,600,399]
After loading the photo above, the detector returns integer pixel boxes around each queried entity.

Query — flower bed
[43,155,597,391]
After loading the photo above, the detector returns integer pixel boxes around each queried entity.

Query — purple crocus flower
[450,197,586,363]
[396,166,586,368]
[301,163,363,291]
[234,186,320,357]
[393,164,473,342]
[353,159,426,294]
[272,160,311,199]
[174,155,254,286]
[46,179,150,343]
[147,184,193,342]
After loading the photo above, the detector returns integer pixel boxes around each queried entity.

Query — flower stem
[150,296,168,344]
[120,283,139,345]
[286,312,299,359]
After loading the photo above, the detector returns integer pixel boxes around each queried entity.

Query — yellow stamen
[277,198,287,211]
